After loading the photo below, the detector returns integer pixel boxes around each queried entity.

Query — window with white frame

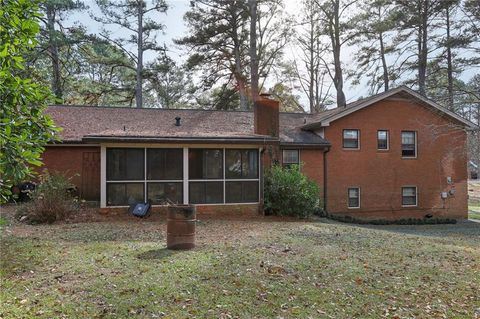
[348,187,360,208]
[401,131,417,158]
[402,186,417,206]
[377,130,389,150]
[343,129,359,149]
[282,149,299,168]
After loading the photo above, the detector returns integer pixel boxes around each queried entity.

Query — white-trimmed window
[348,187,360,208]
[377,130,389,150]
[401,131,417,158]
[282,149,299,168]
[343,129,360,149]
[402,186,417,207]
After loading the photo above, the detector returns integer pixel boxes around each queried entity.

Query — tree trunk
[308,11,315,113]
[46,5,62,100]
[332,0,346,107]
[136,1,143,108]
[249,0,259,102]
[418,0,429,96]
[445,5,454,110]
[232,20,248,110]
[379,32,389,92]
[377,5,389,93]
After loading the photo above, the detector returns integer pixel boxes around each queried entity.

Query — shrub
[325,213,457,225]
[16,171,78,224]
[264,164,320,218]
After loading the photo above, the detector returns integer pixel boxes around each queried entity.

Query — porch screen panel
[225,150,259,179]
[189,182,223,204]
[226,181,259,203]
[189,149,223,179]
[106,148,144,180]
[147,182,183,204]
[107,183,144,206]
[147,149,183,180]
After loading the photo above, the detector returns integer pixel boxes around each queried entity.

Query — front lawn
[1,212,479,318]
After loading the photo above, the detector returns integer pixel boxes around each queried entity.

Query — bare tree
[315,0,358,107]
[292,0,333,113]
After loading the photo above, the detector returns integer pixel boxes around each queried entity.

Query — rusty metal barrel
[167,205,196,250]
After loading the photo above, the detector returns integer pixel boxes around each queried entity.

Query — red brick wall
[41,146,101,200]
[323,98,468,220]
[299,149,325,199]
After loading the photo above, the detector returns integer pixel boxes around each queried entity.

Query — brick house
[41,86,477,219]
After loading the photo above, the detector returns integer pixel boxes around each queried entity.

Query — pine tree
[350,0,397,93]
[94,0,168,108]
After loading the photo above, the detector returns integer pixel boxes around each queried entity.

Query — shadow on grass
[358,220,480,238]
[137,248,179,260]
[0,237,48,277]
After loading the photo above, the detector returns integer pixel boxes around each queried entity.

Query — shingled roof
[45,105,330,146]
[302,86,478,130]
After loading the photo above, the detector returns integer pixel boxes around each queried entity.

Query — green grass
[1,219,479,318]
[0,216,7,227]
[469,205,480,220]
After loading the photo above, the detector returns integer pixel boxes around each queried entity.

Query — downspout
[259,138,267,216]
[323,146,331,213]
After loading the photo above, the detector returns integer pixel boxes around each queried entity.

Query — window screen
[225,149,258,179]
[147,149,183,180]
[106,148,144,180]
[107,183,144,206]
[189,182,223,204]
[189,149,223,179]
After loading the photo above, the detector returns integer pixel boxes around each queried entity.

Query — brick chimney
[254,94,279,137]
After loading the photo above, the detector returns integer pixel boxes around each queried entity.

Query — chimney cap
[259,93,272,99]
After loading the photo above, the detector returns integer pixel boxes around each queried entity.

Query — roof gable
[302,86,478,130]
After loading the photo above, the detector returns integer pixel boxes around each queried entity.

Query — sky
[73,0,478,109]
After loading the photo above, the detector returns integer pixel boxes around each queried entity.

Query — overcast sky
[75,0,478,108]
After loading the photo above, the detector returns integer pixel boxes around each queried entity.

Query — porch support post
[100,145,106,208]
[183,147,188,204]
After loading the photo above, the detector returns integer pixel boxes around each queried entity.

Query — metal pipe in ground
[167,205,196,250]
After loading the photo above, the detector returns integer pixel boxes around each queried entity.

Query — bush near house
[264,164,320,218]
[15,171,78,224]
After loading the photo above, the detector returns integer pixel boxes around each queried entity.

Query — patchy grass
[0,216,7,227]
[469,205,480,220]
[1,214,479,318]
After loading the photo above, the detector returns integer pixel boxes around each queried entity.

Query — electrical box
[449,188,456,195]
[441,192,448,199]
[447,176,452,184]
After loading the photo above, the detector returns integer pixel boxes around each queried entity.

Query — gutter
[323,146,331,213]
[82,135,278,144]
[280,142,331,149]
